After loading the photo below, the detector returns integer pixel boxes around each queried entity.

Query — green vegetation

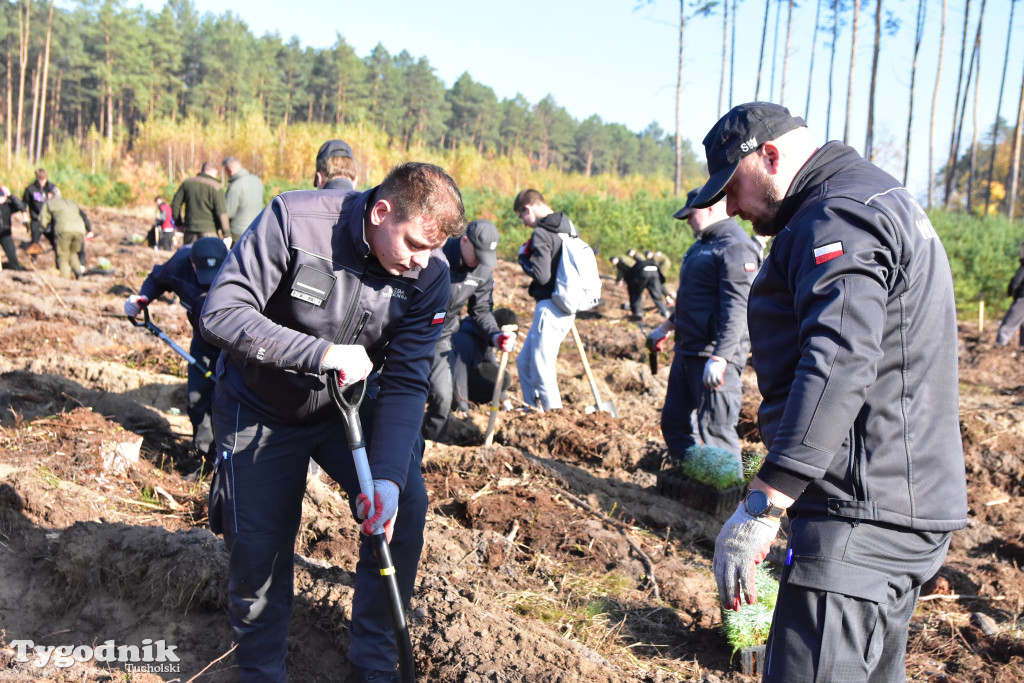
[679,445,745,491]
[721,563,779,654]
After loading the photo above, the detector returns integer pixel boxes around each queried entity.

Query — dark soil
[0,207,1022,681]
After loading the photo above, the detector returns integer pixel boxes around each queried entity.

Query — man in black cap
[648,186,759,467]
[422,219,514,442]
[315,139,358,190]
[124,236,228,465]
[699,102,967,682]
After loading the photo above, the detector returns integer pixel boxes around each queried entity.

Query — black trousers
[0,233,24,270]
[422,339,454,442]
[763,515,951,682]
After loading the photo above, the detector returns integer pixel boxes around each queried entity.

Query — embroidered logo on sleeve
[813,242,844,265]
[431,312,445,325]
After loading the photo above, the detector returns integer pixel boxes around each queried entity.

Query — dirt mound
[1,208,1022,681]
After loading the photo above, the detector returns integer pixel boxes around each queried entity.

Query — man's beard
[751,168,783,237]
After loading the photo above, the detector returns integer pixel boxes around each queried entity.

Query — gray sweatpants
[517,299,574,410]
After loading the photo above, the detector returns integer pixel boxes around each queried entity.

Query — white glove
[124,295,149,317]
[355,478,400,542]
[713,502,781,611]
[320,344,373,386]
[703,355,728,389]
[493,331,517,352]
[646,322,672,352]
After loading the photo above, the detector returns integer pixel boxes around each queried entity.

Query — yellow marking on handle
[379,566,396,576]
[490,405,499,412]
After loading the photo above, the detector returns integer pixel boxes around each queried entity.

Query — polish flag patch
[744,262,757,272]
[813,242,844,265]
[431,312,445,325]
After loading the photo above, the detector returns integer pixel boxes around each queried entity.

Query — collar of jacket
[699,217,739,241]
[774,141,861,230]
[323,177,356,192]
[340,187,374,262]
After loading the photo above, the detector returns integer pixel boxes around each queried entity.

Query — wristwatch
[743,489,785,522]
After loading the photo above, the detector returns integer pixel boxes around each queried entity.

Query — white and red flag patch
[431,312,445,325]
[744,262,757,272]
[813,241,844,265]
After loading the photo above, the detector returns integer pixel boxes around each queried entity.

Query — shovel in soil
[327,376,416,683]
[569,321,618,418]
[127,307,216,382]
[483,322,519,446]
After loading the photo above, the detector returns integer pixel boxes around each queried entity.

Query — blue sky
[132,0,1023,201]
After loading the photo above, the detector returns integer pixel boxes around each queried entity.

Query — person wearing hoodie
[513,189,577,412]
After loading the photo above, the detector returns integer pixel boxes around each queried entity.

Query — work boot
[344,665,399,683]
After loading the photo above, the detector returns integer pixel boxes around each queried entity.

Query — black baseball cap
[465,219,499,267]
[672,188,701,220]
[315,139,353,165]
[692,102,806,209]
[190,237,228,286]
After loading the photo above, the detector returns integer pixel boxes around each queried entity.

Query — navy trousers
[660,353,742,463]
[209,390,428,681]
[763,515,951,682]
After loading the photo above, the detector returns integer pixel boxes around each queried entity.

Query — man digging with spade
[200,155,465,682]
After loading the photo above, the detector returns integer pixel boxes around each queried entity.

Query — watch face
[745,489,770,516]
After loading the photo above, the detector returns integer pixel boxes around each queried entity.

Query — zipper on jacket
[349,310,370,345]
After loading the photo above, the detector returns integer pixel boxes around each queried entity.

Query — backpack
[552,228,602,315]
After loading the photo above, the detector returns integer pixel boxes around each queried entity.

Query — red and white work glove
[518,240,532,260]
[713,502,781,611]
[493,331,517,352]
[320,344,373,387]
[646,321,672,352]
[355,478,400,542]
[124,295,149,317]
[703,355,728,389]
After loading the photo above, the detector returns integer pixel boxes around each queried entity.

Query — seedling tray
[655,470,743,515]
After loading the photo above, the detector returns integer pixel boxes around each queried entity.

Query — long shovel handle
[570,321,603,407]
[127,308,216,382]
[483,350,510,446]
[327,374,416,683]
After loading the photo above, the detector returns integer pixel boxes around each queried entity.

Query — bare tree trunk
[674,0,685,195]
[904,0,926,186]
[983,0,1017,214]
[843,0,860,145]
[969,50,981,214]
[780,0,793,105]
[35,0,52,163]
[15,0,31,159]
[754,0,770,100]
[864,0,882,161]
[928,0,947,207]
[944,0,972,208]
[718,0,728,118]
[948,0,985,210]
[769,0,781,101]
[27,52,40,163]
[5,42,12,166]
[51,67,60,138]
[729,0,737,108]
[826,0,839,140]
[105,28,113,145]
[804,0,823,120]
[967,0,987,214]
[1008,63,1024,220]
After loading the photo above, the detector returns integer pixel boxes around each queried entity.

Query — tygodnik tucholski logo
[10,638,180,673]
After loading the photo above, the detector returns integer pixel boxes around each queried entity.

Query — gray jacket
[752,141,967,532]
[200,186,450,489]
[224,168,265,239]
